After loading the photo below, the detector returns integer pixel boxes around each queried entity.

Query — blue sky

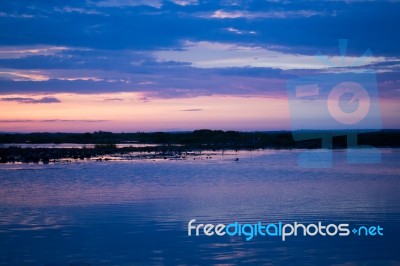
[0,0,399,131]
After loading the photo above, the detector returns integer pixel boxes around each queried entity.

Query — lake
[0,149,399,265]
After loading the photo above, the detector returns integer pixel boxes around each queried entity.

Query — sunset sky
[0,0,399,132]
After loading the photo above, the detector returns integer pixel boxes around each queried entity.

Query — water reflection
[0,149,399,265]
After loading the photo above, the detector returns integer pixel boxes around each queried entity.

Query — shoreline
[1,130,399,164]
[0,145,398,164]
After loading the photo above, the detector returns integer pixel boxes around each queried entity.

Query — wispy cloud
[0,46,69,59]
[225,27,256,35]
[40,119,108,122]
[180,108,203,111]
[90,0,163,8]
[170,0,199,6]
[103,97,124,102]
[1,97,61,104]
[0,119,33,123]
[58,77,105,82]
[0,12,34,19]
[0,119,108,123]
[0,70,49,81]
[200,9,324,19]
[54,7,107,15]
[154,41,387,70]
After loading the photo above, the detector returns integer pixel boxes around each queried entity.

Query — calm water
[0,149,399,265]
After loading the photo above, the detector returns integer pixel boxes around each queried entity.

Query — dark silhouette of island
[0,129,399,163]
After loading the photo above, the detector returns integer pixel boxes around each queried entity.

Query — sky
[0,0,399,132]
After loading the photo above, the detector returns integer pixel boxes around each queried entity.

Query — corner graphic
[286,40,382,168]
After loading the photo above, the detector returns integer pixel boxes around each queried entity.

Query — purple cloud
[0,96,61,104]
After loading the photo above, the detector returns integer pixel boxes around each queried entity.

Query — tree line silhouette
[0,129,399,163]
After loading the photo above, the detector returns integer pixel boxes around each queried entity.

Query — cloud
[0,46,69,59]
[225,27,256,35]
[54,7,107,16]
[0,119,108,123]
[154,41,387,70]
[199,9,323,19]
[0,0,399,102]
[40,119,108,122]
[0,70,50,81]
[91,0,199,8]
[170,0,198,6]
[0,0,398,55]
[0,48,145,71]
[0,119,33,123]
[180,108,203,111]
[91,0,163,8]
[0,12,34,19]
[0,96,61,104]
[103,97,124,102]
